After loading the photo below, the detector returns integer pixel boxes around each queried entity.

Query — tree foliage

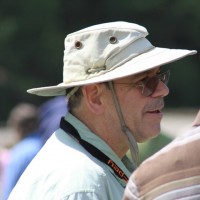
[0,0,199,121]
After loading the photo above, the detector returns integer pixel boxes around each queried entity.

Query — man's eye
[131,79,145,87]
[156,71,162,75]
[137,77,148,83]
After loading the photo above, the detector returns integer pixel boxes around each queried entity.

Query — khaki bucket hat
[27,21,197,96]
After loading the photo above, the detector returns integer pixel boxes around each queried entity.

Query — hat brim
[27,47,196,96]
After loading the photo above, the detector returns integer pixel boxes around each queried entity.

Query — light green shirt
[8,113,133,200]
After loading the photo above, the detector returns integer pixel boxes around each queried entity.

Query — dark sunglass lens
[143,77,159,96]
[142,71,170,97]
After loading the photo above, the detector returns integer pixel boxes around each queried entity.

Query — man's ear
[82,84,105,114]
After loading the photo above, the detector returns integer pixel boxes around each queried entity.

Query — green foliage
[0,0,199,121]
[139,133,172,162]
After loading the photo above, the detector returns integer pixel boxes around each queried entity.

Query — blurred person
[2,103,42,200]
[2,97,68,199]
[8,21,196,200]
[123,110,200,200]
[38,96,68,144]
[0,147,9,199]
[0,120,17,199]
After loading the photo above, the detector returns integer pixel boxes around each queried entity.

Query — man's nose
[151,80,169,98]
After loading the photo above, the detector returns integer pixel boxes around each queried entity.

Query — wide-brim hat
[27,21,197,96]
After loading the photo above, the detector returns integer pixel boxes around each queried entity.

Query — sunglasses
[114,70,170,97]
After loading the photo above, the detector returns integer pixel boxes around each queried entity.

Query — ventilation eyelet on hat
[109,36,118,44]
[75,41,83,49]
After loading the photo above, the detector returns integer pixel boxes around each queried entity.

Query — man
[123,110,200,200]
[8,21,196,199]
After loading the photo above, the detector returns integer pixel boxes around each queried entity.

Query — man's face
[111,67,169,143]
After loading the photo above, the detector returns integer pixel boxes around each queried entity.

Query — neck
[73,113,129,159]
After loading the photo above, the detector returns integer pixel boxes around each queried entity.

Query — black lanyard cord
[60,117,129,183]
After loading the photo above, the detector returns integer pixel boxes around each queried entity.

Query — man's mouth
[148,109,161,114]
[145,100,164,115]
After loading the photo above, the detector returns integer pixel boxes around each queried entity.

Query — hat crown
[70,21,147,35]
[63,21,151,84]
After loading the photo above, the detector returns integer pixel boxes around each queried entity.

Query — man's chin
[138,129,161,143]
